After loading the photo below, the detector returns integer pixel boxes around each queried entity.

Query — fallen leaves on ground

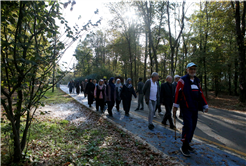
[1,101,180,166]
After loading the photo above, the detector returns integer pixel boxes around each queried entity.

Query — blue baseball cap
[186,62,197,69]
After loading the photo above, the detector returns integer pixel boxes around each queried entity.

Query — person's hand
[120,86,123,88]
[204,108,208,113]
[94,95,96,99]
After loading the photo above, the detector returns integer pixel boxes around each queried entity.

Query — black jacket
[121,85,137,101]
[160,82,175,105]
[136,81,144,94]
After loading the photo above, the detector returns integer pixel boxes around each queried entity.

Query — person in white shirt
[143,72,160,130]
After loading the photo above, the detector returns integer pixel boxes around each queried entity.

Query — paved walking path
[60,85,246,166]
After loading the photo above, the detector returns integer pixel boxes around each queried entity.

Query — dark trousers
[162,103,174,126]
[88,94,94,105]
[96,98,104,111]
[137,94,144,109]
[180,108,183,117]
[107,101,115,116]
[155,104,162,113]
[76,87,80,94]
[116,99,121,111]
[123,100,131,114]
[69,87,73,93]
[182,109,198,146]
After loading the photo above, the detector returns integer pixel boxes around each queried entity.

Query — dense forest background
[62,1,245,102]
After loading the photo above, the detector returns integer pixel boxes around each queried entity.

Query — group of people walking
[67,62,209,157]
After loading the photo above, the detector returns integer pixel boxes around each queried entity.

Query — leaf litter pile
[2,101,179,166]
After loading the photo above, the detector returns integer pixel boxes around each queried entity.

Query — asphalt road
[60,85,246,159]
[129,94,246,156]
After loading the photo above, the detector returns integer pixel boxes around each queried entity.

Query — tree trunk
[203,1,209,98]
[234,56,239,96]
[144,31,148,82]
[228,64,232,95]
[235,1,246,102]
[167,1,185,78]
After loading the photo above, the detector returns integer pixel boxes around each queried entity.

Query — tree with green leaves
[1,1,100,162]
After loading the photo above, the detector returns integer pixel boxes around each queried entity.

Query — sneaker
[188,145,195,153]
[135,108,139,111]
[159,112,164,115]
[153,115,157,118]
[170,125,176,130]
[148,124,155,130]
[180,147,191,157]
[161,122,167,126]
[140,108,144,110]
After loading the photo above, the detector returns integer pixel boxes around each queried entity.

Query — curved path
[60,85,246,166]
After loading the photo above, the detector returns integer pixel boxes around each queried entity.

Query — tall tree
[167,1,185,77]
[231,1,246,103]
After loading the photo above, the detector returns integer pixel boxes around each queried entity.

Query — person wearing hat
[173,62,208,157]
[173,75,182,119]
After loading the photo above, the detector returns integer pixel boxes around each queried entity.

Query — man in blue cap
[173,62,208,157]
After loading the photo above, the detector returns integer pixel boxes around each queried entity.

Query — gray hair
[151,72,159,78]
[166,75,172,79]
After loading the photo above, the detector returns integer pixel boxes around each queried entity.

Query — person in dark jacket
[121,78,137,116]
[173,62,208,157]
[94,79,106,112]
[160,75,176,129]
[75,80,80,95]
[106,77,116,117]
[135,78,144,111]
[85,79,95,107]
[115,79,123,112]
[80,81,84,94]
[68,80,74,94]
[84,79,88,98]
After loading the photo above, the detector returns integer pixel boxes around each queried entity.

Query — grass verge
[1,88,178,166]
[40,87,72,105]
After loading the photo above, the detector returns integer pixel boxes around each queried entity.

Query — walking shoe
[140,108,144,110]
[125,113,130,116]
[159,112,164,115]
[188,145,195,153]
[153,115,157,118]
[135,108,139,111]
[148,124,155,130]
[180,147,191,157]
[161,121,167,126]
[170,125,177,130]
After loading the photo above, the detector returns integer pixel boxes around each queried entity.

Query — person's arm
[132,87,137,98]
[94,86,97,98]
[142,80,149,95]
[173,79,185,115]
[199,82,209,112]
[160,84,164,104]
[120,85,125,99]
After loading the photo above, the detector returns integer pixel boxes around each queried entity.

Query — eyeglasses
[189,68,197,71]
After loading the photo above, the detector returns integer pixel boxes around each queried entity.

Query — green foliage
[40,87,72,104]
[1,0,101,162]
